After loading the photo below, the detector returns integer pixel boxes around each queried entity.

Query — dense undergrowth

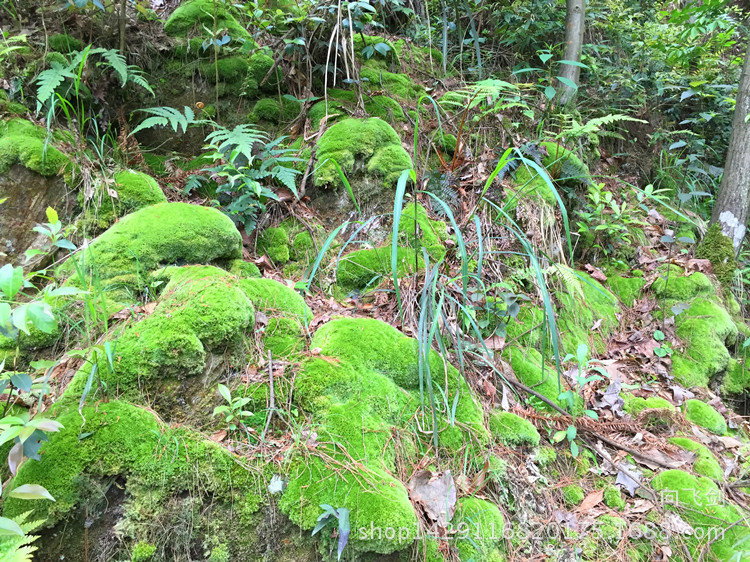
[1,0,750,561]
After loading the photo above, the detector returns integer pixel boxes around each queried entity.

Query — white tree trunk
[712,39,750,251]
[558,0,586,106]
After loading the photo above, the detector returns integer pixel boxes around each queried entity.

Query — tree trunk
[119,0,127,55]
[711,38,750,252]
[558,0,586,106]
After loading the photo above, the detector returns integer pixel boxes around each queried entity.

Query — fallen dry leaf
[407,470,457,527]
[575,489,604,513]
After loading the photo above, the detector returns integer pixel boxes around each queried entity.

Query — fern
[0,513,44,562]
[545,263,584,302]
[99,49,128,86]
[204,124,267,164]
[556,114,647,143]
[130,106,204,135]
[35,62,76,109]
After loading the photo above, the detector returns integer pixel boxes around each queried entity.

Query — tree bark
[711,38,750,252]
[558,0,586,106]
[119,0,127,55]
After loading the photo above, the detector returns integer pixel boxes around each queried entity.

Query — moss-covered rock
[4,401,262,528]
[248,52,282,93]
[722,358,750,395]
[669,437,723,479]
[623,395,675,416]
[608,275,646,307]
[165,0,252,41]
[58,202,242,303]
[0,118,69,176]
[198,56,249,84]
[452,497,505,560]
[508,142,590,209]
[314,118,412,189]
[652,267,713,301]
[683,399,727,435]
[360,68,423,101]
[697,223,737,286]
[489,411,540,448]
[279,317,488,556]
[336,245,421,292]
[397,202,450,261]
[257,226,290,263]
[82,169,167,232]
[364,95,406,123]
[651,470,749,560]
[507,347,583,415]
[227,258,261,278]
[671,298,737,388]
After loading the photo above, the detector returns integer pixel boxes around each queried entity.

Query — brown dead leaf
[210,430,227,442]
[483,379,497,403]
[584,264,608,282]
[407,470,457,528]
[483,335,505,350]
[685,258,713,274]
[575,489,604,513]
[718,436,744,449]
[253,255,274,271]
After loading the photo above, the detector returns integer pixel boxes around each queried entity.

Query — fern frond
[35,62,76,109]
[205,124,267,164]
[546,263,585,302]
[100,49,128,86]
[130,106,202,135]
[0,512,43,562]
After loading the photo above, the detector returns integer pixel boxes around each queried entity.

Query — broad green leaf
[45,207,59,224]
[0,516,25,536]
[9,483,55,501]
[0,264,23,299]
[544,85,556,100]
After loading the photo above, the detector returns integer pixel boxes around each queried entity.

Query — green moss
[683,399,727,435]
[697,223,737,285]
[257,226,290,263]
[227,258,261,278]
[0,118,69,176]
[131,542,156,561]
[164,0,252,41]
[562,484,585,506]
[652,267,714,300]
[83,169,167,231]
[651,470,749,560]
[198,56,249,83]
[507,347,583,415]
[671,298,737,388]
[239,277,311,357]
[63,266,254,406]
[723,359,750,395]
[556,271,619,354]
[452,497,505,561]
[58,202,242,303]
[509,142,590,208]
[248,53,281,93]
[360,68,423,100]
[4,401,262,526]
[623,395,675,416]
[669,437,723,479]
[603,486,626,511]
[534,446,557,467]
[307,100,344,129]
[315,117,412,189]
[48,33,82,53]
[364,95,406,123]
[279,317,487,555]
[336,245,421,292]
[397,202,449,261]
[607,275,646,307]
[489,411,540,448]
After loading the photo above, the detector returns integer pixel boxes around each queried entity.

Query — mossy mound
[623,395,675,416]
[562,484,585,506]
[164,0,251,41]
[608,274,646,307]
[506,347,583,415]
[397,202,450,261]
[63,266,254,416]
[250,97,300,124]
[198,56,248,85]
[556,271,619,354]
[48,33,82,53]
[314,117,412,189]
[452,497,505,560]
[364,95,406,123]
[652,267,713,301]
[669,437,723,479]
[279,317,489,555]
[683,399,727,435]
[651,470,749,560]
[82,169,167,232]
[238,277,312,357]
[489,411,540,448]
[360,67,423,101]
[336,245,422,292]
[697,223,737,286]
[3,400,265,558]
[248,52,282,93]
[603,486,626,511]
[508,142,590,209]
[256,219,321,277]
[671,298,737,388]
[58,202,242,303]
[0,118,69,176]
